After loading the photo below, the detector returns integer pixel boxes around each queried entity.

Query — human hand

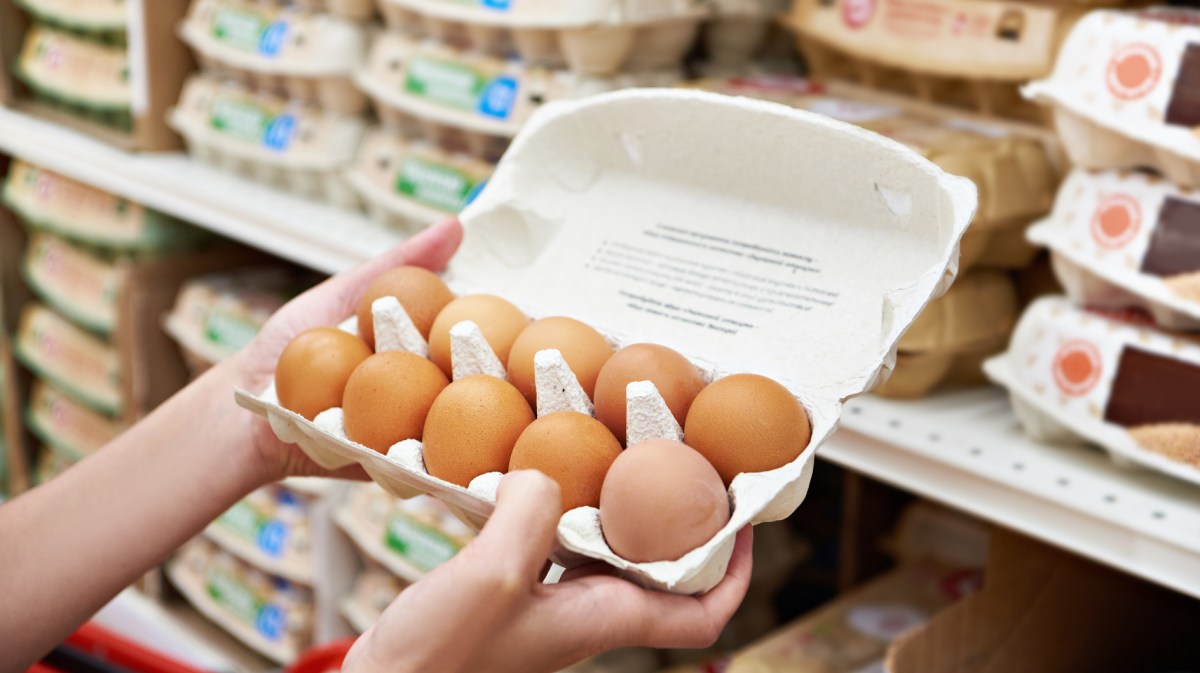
[230,217,463,484]
[343,470,753,673]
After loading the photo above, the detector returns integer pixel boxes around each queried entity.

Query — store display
[341,563,406,633]
[341,351,449,451]
[356,266,454,348]
[22,231,123,334]
[1024,9,1200,186]
[170,75,367,209]
[34,445,74,485]
[985,297,1200,480]
[14,303,121,415]
[509,411,622,511]
[427,293,529,378]
[422,374,535,488]
[506,316,615,409]
[1027,169,1200,330]
[13,0,127,36]
[14,25,131,130]
[275,327,372,421]
[26,379,125,461]
[702,0,789,71]
[204,484,315,585]
[594,343,707,445]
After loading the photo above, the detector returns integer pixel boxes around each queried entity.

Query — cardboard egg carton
[13,25,131,130]
[259,0,375,22]
[1023,9,1200,188]
[876,271,1019,399]
[689,76,1061,272]
[180,0,369,115]
[785,0,1082,122]
[237,89,976,594]
[1028,169,1200,331]
[204,484,316,585]
[985,297,1200,485]
[22,232,123,335]
[14,0,127,34]
[170,75,366,209]
[377,0,705,76]
[14,303,122,417]
[27,379,126,461]
[358,32,681,162]
[347,128,493,233]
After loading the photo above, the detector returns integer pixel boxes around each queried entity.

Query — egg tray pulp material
[181,0,369,115]
[1028,169,1200,331]
[985,296,1200,486]
[1023,9,1200,188]
[237,90,977,594]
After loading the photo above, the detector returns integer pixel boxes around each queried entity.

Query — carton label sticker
[396,158,480,212]
[217,500,290,558]
[482,0,512,9]
[8,164,143,238]
[845,604,926,641]
[1106,43,1162,101]
[386,513,460,571]
[405,57,517,119]
[1165,44,1200,127]
[206,569,285,640]
[1091,194,1141,250]
[210,97,296,151]
[1053,339,1102,396]
[212,8,288,57]
[842,0,876,29]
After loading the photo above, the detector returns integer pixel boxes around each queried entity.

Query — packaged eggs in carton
[260,0,375,22]
[170,75,366,209]
[180,0,369,115]
[358,32,681,162]
[985,297,1200,484]
[1027,169,1200,331]
[27,379,126,461]
[23,232,124,335]
[1024,9,1200,188]
[205,483,317,585]
[15,304,122,417]
[377,0,705,76]
[14,25,132,130]
[14,0,128,36]
[236,89,976,593]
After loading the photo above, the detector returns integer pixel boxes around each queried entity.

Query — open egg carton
[985,297,1200,486]
[347,128,493,233]
[170,75,366,209]
[358,32,681,162]
[1023,8,1200,188]
[237,89,976,593]
[376,0,705,75]
[13,25,132,131]
[785,0,1082,123]
[14,0,128,38]
[180,0,369,115]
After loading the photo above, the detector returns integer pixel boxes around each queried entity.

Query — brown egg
[594,343,707,444]
[356,267,454,349]
[342,351,449,453]
[509,411,622,511]
[423,375,534,487]
[600,439,730,563]
[683,374,811,486]
[428,295,531,378]
[506,317,614,407]
[275,327,372,420]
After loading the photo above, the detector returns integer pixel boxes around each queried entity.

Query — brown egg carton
[358,32,682,161]
[785,0,1083,122]
[180,0,369,115]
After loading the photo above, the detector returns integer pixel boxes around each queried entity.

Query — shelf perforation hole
[1153,511,1166,520]
[928,433,941,442]
[1104,494,1117,504]
[1057,477,1070,487]
[969,447,982,457]
[1012,462,1025,471]
[888,419,902,429]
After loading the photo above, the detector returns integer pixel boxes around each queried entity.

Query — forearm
[0,356,269,672]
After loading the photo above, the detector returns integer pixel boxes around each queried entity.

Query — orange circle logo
[1091,194,1141,250]
[1106,43,1162,100]
[842,0,876,29]
[1053,340,1102,397]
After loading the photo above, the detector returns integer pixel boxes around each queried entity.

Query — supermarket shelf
[824,388,1200,600]
[202,522,315,586]
[0,108,403,274]
[333,501,427,584]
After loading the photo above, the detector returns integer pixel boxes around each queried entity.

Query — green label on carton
[205,311,260,353]
[206,568,286,640]
[212,9,268,51]
[217,500,288,558]
[385,513,460,571]
[210,97,296,150]
[396,158,478,213]
[405,56,486,111]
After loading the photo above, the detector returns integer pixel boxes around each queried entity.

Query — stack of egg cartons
[348,0,706,232]
[986,9,1200,481]
[173,0,374,208]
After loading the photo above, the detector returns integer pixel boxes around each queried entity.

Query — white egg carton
[14,0,127,33]
[1024,9,1200,188]
[377,0,705,75]
[358,32,681,161]
[348,128,494,233]
[237,89,976,593]
[170,75,366,209]
[180,0,369,115]
[204,484,316,585]
[15,303,123,417]
[985,297,1200,486]
[27,379,126,461]
[23,231,124,335]
[1028,169,1200,331]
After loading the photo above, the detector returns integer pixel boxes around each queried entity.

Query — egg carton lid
[377,0,707,28]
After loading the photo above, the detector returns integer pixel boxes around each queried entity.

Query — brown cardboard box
[0,1,194,151]
[887,530,1200,673]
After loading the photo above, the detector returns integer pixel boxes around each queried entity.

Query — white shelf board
[0,107,404,274]
[825,387,1200,599]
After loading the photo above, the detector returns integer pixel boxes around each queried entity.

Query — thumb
[471,470,563,586]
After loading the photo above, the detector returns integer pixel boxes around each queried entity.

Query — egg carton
[358,32,682,161]
[22,232,124,335]
[168,538,313,664]
[27,379,126,461]
[14,25,131,128]
[237,89,976,593]
[13,0,128,36]
[341,562,406,633]
[180,0,369,115]
[1027,169,1200,332]
[35,446,76,484]
[170,75,366,209]
[1024,9,1200,188]
[985,296,1200,485]
[785,0,1082,122]
[204,484,316,584]
[348,128,494,233]
[688,76,1060,271]
[875,271,1019,399]
[377,0,704,76]
[14,303,122,417]
[256,0,375,21]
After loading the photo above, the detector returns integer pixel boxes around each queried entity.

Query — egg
[423,375,534,487]
[683,374,811,486]
[356,267,454,349]
[342,351,449,453]
[506,317,614,407]
[428,295,530,378]
[593,343,707,444]
[599,439,730,563]
[508,411,622,511]
[275,327,372,420]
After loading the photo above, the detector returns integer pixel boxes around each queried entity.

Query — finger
[471,470,563,586]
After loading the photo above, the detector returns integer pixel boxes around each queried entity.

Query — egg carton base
[184,142,361,210]
[194,58,368,117]
[1050,106,1200,189]
[1048,252,1200,331]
